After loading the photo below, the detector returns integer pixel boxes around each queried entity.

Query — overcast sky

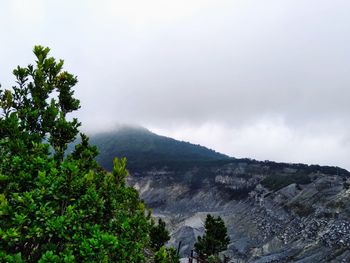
[1,0,350,169]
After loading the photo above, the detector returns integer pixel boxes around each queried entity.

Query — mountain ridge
[83,125,350,261]
[87,125,230,171]
[85,125,349,177]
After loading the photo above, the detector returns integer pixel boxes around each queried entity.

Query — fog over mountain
[1,0,350,169]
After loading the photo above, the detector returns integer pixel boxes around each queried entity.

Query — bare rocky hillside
[128,160,350,262]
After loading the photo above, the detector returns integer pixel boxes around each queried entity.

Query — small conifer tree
[194,214,230,258]
[153,247,180,263]
[150,218,171,251]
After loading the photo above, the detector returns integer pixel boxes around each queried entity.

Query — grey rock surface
[128,161,350,262]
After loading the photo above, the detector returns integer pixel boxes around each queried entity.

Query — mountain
[131,163,350,262]
[126,157,350,262]
[86,126,350,262]
[88,125,229,171]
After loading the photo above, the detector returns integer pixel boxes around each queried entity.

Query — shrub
[153,247,179,263]
[261,173,311,191]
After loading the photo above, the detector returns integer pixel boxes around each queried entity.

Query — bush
[261,173,311,191]
[288,202,314,217]
[154,247,179,263]
[207,255,221,263]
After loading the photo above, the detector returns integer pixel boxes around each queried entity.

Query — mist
[1,0,350,169]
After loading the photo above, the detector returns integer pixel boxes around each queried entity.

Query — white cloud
[1,0,350,169]
[9,0,46,26]
[150,117,349,169]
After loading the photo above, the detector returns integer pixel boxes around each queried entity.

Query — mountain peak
[89,126,230,171]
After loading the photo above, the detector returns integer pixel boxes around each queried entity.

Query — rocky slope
[127,160,350,262]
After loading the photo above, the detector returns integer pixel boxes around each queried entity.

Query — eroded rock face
[127,161,350,262]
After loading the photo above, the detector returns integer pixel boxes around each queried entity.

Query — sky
[1,0,350,169]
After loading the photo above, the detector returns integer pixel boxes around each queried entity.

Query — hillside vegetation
[87,126,229,171]
[85,127,349,188]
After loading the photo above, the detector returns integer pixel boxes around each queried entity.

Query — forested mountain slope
[88,126,229,171]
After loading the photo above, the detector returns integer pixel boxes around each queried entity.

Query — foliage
[261,173,311,191]
[150,218,170,251]
[207,255,221,263]
[194,214,230,258]
[82,127,229,171]
[150,218,177,263]
[0,46,151,262]
[153,247,179,263]
[165,247,180,263]
[288,202,315,217]
[154,247,167,263]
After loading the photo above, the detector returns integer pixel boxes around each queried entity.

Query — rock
[128,160,350,261]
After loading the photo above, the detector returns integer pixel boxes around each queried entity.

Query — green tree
[153,247,179,263]
[0,46,152,262]
[194,214,230,258]
[150,219,179,263]
[150,218,170,251]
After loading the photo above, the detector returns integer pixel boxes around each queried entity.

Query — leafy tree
[0,46,152,262]
[150,218,170,251]
[150,219,179,263]
[165,247,180,263]
[207,255,221,263]
[153,247,179,263]
[194,214,230,258]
